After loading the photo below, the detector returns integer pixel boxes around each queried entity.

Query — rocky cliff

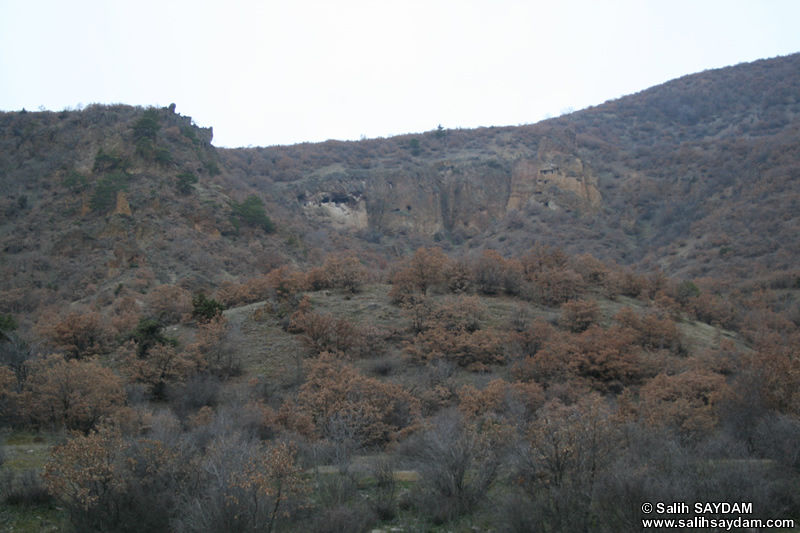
[279,144,601,239]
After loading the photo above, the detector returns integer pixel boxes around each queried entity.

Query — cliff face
[508,153,601,213]
[284,148,601,238]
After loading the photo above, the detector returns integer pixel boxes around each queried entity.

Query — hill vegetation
[1,54,800,531]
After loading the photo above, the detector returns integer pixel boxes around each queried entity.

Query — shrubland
[2,54,800,530]
[2,245,799,531]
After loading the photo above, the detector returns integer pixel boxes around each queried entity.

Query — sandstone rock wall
[508,152,601,212]
[290,148,600,237]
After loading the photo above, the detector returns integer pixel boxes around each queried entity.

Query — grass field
[0,432,67,532]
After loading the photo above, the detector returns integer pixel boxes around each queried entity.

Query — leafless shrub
[168,374,222,420]
[302,434,357,476]
[0,468,52,506]
[497,488,576,533]
[367,355,397,377]
[368,456,398,521]
[175,434,308,533]
[0,332,36,383]
[311,503,376,533]
[753,414,800,471]
[314,468,359,509]
[400,409,499,524]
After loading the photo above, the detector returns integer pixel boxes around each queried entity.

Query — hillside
[0,104,297,328]
[2,53,800,532]
[2,54,800,327]
[219,53,800,281]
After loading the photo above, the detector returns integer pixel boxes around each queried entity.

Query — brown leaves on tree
[216,265,308,308]
[294,353,420,447]
[228,441,309,533]
[458,378,544,425]
[639,369,729,438]
[184,315,240,377]
[743,335,800,415]
[389,247,450,303]
[37,310,114,360]
[19,354,126,432]
[405,325,504,371]
[42,428,128,513]
[146,284,192,324]
[614,306,684,353]
[515,325,641,391]
[289,307,361,356]
[308,251,368,293]
[402,295,504,371]
[559,298,600,333]
[117,340,205,399]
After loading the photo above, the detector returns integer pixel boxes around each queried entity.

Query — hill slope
[219,53,800,281]
[2,54,800,533]
[1,53,799,324]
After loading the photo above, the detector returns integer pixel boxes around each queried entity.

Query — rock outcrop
[290,149,600,237]
[508,153,601,213]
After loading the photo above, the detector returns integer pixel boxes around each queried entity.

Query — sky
[2,1,800,148]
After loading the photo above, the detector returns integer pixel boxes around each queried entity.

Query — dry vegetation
[2,245,799,531]
[2,53,800,531]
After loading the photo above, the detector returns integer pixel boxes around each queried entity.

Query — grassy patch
[224,302,305,379]
[1,432,56,472]
[1,432,67,532]
[0,505,66,533]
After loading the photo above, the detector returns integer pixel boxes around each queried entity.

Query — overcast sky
[2,0,799,147]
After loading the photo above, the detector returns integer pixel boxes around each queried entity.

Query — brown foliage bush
[387,268,418,305]
[20,354,126,432]
[216,266,308,308]
[228,441,309,532]
[528,267,585,306]
[473,250,509,295]
[572,253,609,287]
[184,315,241,378]
[458,378,544,424]
[604,267,647,298]
[389,247,450,303]
[295,353,420,447]
[43,428,129,524]
[290,309,361,356]
[614,306,684,353]
[404,324,504,370]
[443,257,474,294]
[38,310,114,359]
[407,247,450,294]
[402,294,503,370]
[310,251,369,293]
[559,298,600,332]
[639,369,729,438]
[743,336,800,415]
[117,340,205,399]
[43,427,200,532]
[686,290,738,329]
[505,317,556,362]
[515,325,641,391]
[146,284,192,324]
